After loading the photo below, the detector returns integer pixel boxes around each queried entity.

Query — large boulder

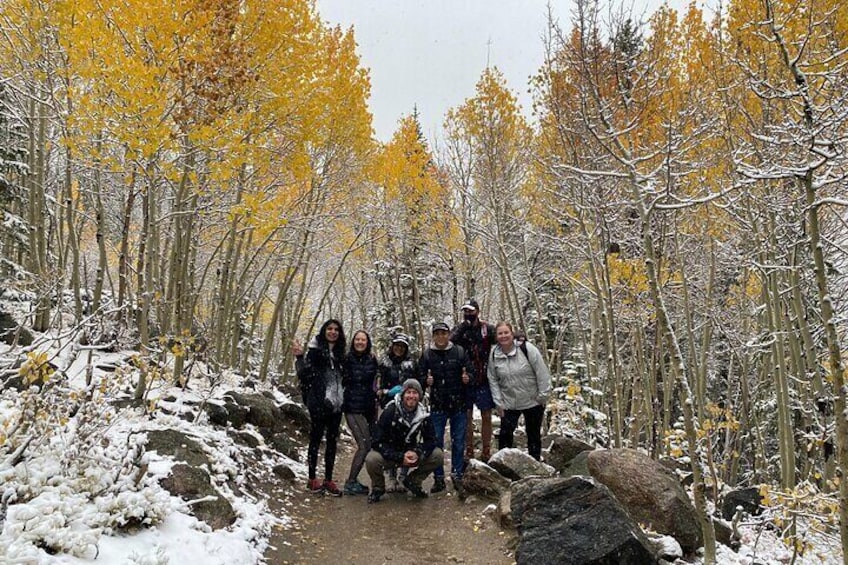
[510,476,657,565]
[587,448,702,554]
[712,516,740,550]
[224,402,248,429]
[560,450,591,479]
[0,310,33,346]
[268,433,300,462]
[544,436,594,472]
[721,487,763,520]
[145,429,210,468]
[279,401,311,432]
[160,464,236,530]
[204,402,229,427]
[461,459,512,500]
[225,392,282,431]
[488,448,556,481]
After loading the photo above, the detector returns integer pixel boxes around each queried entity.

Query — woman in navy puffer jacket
[342,329,378,495]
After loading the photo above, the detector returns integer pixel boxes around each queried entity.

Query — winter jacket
[417,342,474,414]
[343,350,378,420]
[487,340,552,411]
[377,350,418,407]
[371,394,437,464]
[450,320,496,387]
[296,336,345,416]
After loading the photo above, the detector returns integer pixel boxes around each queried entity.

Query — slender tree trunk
[117,166,136,323]
[92,139,108,316]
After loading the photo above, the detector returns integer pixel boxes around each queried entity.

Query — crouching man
[365,379,443,503]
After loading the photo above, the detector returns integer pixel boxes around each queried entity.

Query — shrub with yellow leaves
[759,481,841,561]
[18,351,54,385]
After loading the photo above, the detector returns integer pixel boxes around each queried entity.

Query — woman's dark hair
[349,329,372,356]
[317,318,346,359]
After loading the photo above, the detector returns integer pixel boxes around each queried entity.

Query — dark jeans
[498,404,545,460]
[308,410,343,480]
[431,409,467,479]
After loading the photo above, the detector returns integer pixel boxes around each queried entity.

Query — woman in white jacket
[487,322,552,460]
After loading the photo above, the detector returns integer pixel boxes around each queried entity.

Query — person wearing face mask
[450,299,497,463]
[292,319,347,496]
[342,329,379,496]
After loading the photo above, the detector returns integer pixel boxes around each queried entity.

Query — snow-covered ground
[0,324,303,564]
[0,320,844,564]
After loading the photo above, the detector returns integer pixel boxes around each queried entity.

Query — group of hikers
[292,299,552,504]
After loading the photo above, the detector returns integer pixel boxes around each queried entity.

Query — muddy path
[262,436,515,565]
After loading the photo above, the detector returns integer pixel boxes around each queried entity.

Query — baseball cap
[391,333,410,346]
[432,322,450,333]
[461,299,480,312]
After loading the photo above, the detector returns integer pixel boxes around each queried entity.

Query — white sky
[316,0,690,143]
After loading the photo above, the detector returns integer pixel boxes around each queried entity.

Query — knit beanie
[401,378,423,397]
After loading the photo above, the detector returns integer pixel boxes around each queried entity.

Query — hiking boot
[323,479,343,496]
[367,488,384,504]
[452,476,467,500]
[396,471,408,493]
[402,476,427,498]
[344,480,369,496]
[307,478,324,493]
[430,477,446,494]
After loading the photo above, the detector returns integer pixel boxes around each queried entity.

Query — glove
[387,385,403,398]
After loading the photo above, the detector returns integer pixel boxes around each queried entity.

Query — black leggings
[308,410,343,480]
[498,404,545,460]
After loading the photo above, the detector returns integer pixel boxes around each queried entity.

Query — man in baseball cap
[418,319,474,496]
[451,298,497,463]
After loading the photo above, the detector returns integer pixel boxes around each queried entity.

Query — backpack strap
[517,340,536,377]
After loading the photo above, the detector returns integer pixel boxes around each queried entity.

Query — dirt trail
[262,437,515,565]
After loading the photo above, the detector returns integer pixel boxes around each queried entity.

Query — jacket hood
[393,392,428,427]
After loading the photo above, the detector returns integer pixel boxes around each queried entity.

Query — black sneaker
[367,489,384,504]
[402,476,427,498]
[430,477,446,494]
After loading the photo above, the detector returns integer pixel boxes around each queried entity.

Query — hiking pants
[307,410,343,480]
[345,413,372,483]
[365,448,444,491]
[498,404,545,460]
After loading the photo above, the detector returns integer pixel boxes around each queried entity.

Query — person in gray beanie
[365,379,443,503]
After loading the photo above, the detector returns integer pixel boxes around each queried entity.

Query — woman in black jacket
[342,329,378,495]
[295,319,346,496]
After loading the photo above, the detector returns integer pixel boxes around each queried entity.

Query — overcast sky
[316,0,690,144]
